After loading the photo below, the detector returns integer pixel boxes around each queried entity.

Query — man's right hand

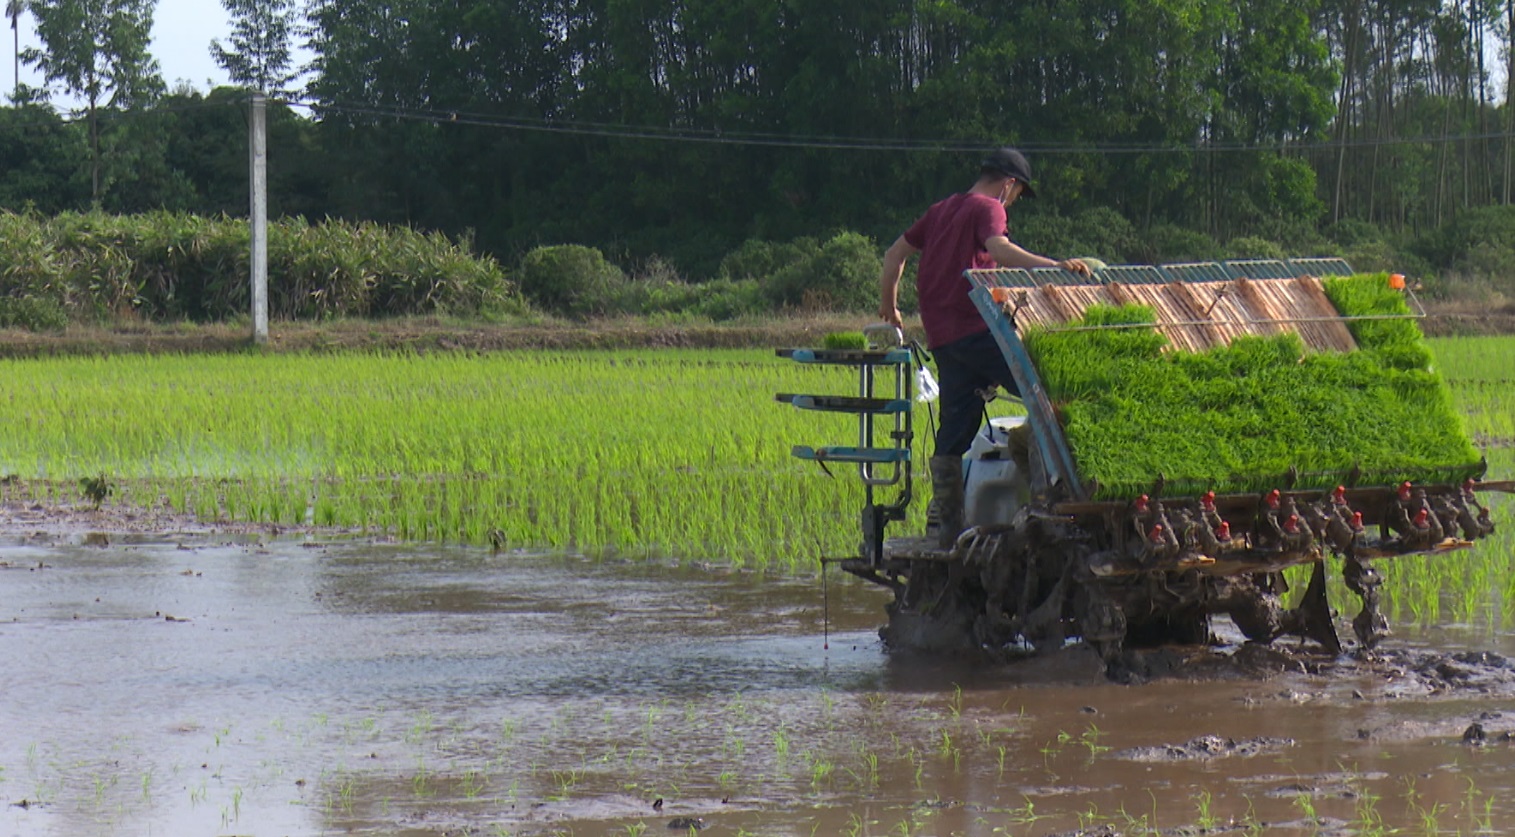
[878,304,903,328]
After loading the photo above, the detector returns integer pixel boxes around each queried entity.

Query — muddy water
[4,537,1515,837]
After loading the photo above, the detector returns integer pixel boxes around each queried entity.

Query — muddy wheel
[1074,582,1126,661]
[880,562,985,654]
[1344,553,1390,650]
[1228,591,1286,643]
[1125,606,1210,647]
[1207,575,1288,643]
[1021,577,1068,654]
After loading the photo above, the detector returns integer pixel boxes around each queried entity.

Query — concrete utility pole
[10,0,20,101]
[249,92,268,344]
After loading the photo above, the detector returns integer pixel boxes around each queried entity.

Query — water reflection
[3,535,1515,837]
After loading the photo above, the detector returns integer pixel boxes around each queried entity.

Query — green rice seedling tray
[1015,273,1481,500]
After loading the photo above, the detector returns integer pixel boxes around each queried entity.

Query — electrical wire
[9,88,1515,158]
[285,95,1515,156]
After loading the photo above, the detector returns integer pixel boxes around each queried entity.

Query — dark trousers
[933,330,1020,457]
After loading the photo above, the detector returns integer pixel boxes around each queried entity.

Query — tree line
[5,0,1515,298]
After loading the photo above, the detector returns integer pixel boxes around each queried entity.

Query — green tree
[21,0,163,202]
[0,103,88,210]
[210,0,300,96]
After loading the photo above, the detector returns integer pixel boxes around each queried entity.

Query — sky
[6,0,311,107]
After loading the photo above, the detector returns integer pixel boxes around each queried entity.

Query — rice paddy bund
[0,349,925,569]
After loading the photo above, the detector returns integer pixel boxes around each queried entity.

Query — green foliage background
[5,0,1515,316]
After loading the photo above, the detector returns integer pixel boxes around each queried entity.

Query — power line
[287,96,1515,156]
[5,92,1515,157]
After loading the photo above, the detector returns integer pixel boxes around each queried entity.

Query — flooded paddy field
[1,339,1512,835]
[5,532,1515,837]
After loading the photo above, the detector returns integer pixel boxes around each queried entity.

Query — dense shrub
[1411,205,1515,297]
[1324,218,1385,248]
[717,237,820,282]
[1018,208,1140,263]
[606,277,766,321]
[1011,213,1078,260]
[272,221,520,319]
[0,296,68,331]
[0,210,523,323]
[1135,224,1221,263]
[692,279,768,320]
[1339,240,1433,283]
[1223,236,1287,260]
[5,207,1509,326]
[762,231,879,311]
[1242,217,1333,257]
[1070,207,1140,262]
[514,244,625,318]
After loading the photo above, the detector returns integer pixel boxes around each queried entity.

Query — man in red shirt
[878,147,1090,546]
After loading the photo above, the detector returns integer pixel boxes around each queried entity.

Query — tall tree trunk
[1480,10,1490,206]
[1507,0,1514,204]
[1434,25,1452,227]
[89,104,99,204]
[1464,0,1476,211]
[1332,1,1362,224]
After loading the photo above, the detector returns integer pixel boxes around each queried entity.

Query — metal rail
[969,284,1087,500]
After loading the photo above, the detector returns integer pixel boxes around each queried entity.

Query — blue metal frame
[1158,262,1233,283]
[1288,257,1354,277]
[969,284,1087,500]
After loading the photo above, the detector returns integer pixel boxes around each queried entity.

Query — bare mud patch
[0,497,356,542]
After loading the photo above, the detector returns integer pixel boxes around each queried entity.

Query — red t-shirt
[903,192,1006,349]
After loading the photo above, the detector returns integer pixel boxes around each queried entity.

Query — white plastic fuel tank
[963,415,1032,528]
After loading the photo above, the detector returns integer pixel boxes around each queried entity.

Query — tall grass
[0,210,522,324]
[0,350,925,569]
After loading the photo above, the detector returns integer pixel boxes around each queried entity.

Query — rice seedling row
[0,330,1505,577]
[0,350,928,570]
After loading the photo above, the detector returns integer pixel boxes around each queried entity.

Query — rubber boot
[930,455,965,549]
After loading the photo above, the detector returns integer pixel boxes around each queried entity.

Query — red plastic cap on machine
[1413,508,1429,529]
[1398,481,1413,501]
[1389,273,1406,290]
[1283,514,1300,534]
[1135,494,1150,513]
[1201,491,1216,512]
[1216,521,1232,541]
[1351,512,1364,532]
[1332,485,1347,505]
[1266,489,1281,509]
[1148,524,1165,543]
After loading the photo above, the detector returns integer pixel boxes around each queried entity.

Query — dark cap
[980,147,1037,198]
